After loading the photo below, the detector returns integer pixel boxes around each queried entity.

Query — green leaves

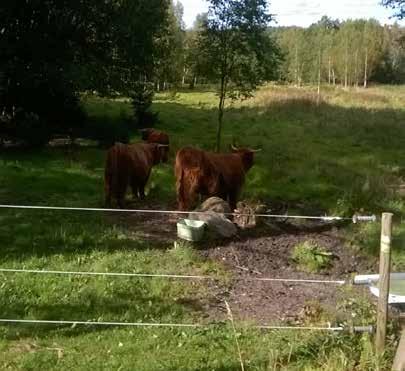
[197,0,281,149]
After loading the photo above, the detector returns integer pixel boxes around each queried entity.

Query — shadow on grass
[1,96,405,259]
[0,283,205,339]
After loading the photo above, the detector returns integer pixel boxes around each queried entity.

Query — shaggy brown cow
[175,146,260,211]
[104,142,168,208]
[140,128,170,162]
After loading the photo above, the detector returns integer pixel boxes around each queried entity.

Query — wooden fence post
[376,212,393,355]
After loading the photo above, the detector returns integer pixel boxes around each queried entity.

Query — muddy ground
[199,222,376,324]
[110,201,377,325]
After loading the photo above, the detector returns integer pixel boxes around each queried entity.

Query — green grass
[292,241,332,273]
[0,84,403,369]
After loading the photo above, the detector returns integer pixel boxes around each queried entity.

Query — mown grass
[0,84,403,369]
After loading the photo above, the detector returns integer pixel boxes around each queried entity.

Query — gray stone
[189,197,237,238]
[196,197,231,214]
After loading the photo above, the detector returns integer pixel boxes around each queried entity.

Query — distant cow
[175,146,260,211]
[105,142,168,208]
[140,128,170,162]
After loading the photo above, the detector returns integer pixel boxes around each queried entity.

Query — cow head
[141,128,169,162]
[231,145,261,171]
[152,144,169,164]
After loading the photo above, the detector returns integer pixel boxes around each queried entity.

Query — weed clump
[292,240,332,273]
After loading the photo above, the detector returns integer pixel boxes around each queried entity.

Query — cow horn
[139,128,148,133]
[231,144,239,151]
[250,148,262,153]
[157,144,169,148]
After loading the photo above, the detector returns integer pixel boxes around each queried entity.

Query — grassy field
[1,84,404,369]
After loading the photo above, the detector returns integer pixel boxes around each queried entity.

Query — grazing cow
[140,128,170,162]
[104,142,168,208]
[175,146,260,211]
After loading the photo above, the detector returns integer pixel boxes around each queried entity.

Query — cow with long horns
[105,142,168,208]
[139,128,170,162]
[175,145,261,211]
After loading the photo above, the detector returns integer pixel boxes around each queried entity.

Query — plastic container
[177,219,206,242]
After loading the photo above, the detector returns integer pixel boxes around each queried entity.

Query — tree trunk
[216,77,226,153]
[344,40,348,89]
[332,68,336,86]
[364,48,368,88]
[157,81,160,92]
[189,75,195,89]
[182,66,187,86]
[295,44,299,87]
[328,56,331,85]
[354,50,359,88]
[317,49,321,105]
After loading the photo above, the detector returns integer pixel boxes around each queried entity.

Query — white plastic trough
[177,219,206,242]
[354,274,405,305]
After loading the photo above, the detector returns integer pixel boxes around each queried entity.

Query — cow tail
[105,143,120,205]
[175,162,186,210]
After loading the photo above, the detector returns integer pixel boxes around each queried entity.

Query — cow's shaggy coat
[175,147,256,211]
[104,142,166,208]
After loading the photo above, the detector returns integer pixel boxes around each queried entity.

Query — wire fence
[0,268,347,285]
[0,203,376,334]
[0,204,377,223]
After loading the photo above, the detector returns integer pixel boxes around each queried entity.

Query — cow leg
[138,185,146,200]
[104,175,112,207]
[116,177,128,209]
[130,179,139,200]
[228,190,239,213]
[116,192,126,209]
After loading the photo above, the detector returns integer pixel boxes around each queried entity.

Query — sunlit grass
[0,84,403,369]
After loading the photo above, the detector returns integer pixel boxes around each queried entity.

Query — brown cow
[140,128,170,162]
[104,142,168,208]
[175,146,260,211]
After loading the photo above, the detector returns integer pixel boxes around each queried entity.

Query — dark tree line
[0,0,170,146]
[1,0,404,149]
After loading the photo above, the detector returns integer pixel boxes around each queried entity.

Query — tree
[154,1,186,91]
[183,13,208,88]
[198,0,280,151]
[0,0,170,144]
[382,0,405,19]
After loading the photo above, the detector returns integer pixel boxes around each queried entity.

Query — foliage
[129,83,159,128]
[292,241,332,273]
[0,0,170,146]
[382,0,405,19]
[274,18,393,88]
[198,0,281,151]
[154,1,186,90]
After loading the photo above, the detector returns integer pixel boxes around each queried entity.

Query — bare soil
[200,221,376,324]
[110,199,376,325]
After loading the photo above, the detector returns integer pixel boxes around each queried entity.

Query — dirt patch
[106,199,376,325]
[200,222,376,324]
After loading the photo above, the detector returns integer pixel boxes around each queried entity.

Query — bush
[80,116,132,148]
[130,82,159,128]
[292,241,333,273]
[1,84,87,147]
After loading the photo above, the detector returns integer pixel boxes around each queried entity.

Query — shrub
[292,241,333,273]
[1,84,87,147]
[130,82,159,128]
[80,116,132,148]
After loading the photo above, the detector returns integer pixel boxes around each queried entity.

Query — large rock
[196,197,232,214]
[189,197,237,238]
